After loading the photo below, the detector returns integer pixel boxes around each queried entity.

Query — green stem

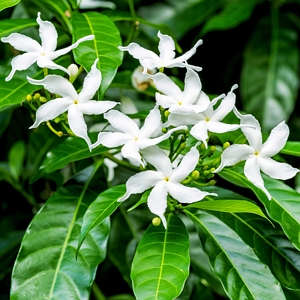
[125,0,138,45]
[92,282,106,300]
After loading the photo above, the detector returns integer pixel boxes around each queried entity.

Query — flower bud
[54,117,61,123]
[223,142,230,149]
[131,66,156,91]
[34,93,40,100]
[152,217,161,226]
[40,96,47,103]
[164,110,170,118]
[68,64,78,77]
[57,131,64,137]
[191,170,200,180]
[210,146,216,153]
[26,94,32,101]
[162,127,168,133]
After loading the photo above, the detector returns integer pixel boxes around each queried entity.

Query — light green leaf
[187,199,268,220]
[280,141,300,157]
[240,10,299,131]
[131,214,190,300]
[8,140,26,180]
[0,19,37,38]
[186,210,285,300]
[78,184,125,253]
[71,11,123,99]
[10,169,110,299]
[0,0,20,11]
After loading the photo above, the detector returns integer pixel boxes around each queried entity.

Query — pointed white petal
[5,52,40,81]
[1,33,43,52]
[258,156,299,180]
[118,170,163,201]
[244,156,271,200]
[141,146,173,176]
[121,140,144,167]
[104,110,139,136]
[213,144,254,173]
[91,132,131,149]
[260,121,289,157]
[37,56,69,73]
[147,180,168,228]
[233,107,262,150]
[49,35,94,60]
[195,91,211,108]
[190,121,209,147]
[168,182,215,203]
[171,146,199,182]
[29,98,71,128]
[103,157,118,182]
[118,43,160,70]
[207,121,241,134]
[139,107,162,138]
[165,61,202,72]
[211,84,237,121]
[157,31,176,62]
[27,75,77,99]
[150,72,182,99]
[166,113,202,127]
[37,12,58,53]
[182,68,202,104]
[156,94,177,109]
[78,100,117,115]
[79,58,101,101]
[68,105,91,148]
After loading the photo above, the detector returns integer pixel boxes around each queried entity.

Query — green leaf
[240,10,299,131]
[0,19,37,38]
[31,135,108,182]
[186,210,285,300]
[10,171,110,299]
[78,184,125,253]
[201,0,259,35]
[127,189,149,212]
[131,214,190,300]
[218,164,300,251]
[280,141,300,157]
[0,0,20,11]
[8,140,26,181]
[71,11,123,99]
[187,199,268,220]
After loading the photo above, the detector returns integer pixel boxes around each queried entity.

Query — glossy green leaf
[240,10,299,131]
[78,184,125,252]
[127,189,149,212]
[187,199,268,220]
[201,0,259,35]
[10,181,110,299]
[71,11,123,99]
[186,210,285,299]
[218,164,300,251]
[8,140,26,180]
[31,135,108,182]
[0,19,37,38]
[131,214,190,300]
[280,141,300,157]
[0,0,20,11]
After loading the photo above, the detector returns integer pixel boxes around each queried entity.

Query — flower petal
[78,100,118,115]
[118,43,160,71]
[258,156,299,180]
[68,104,91,148]
[182,68,202,105]
[207,121,241,134]
[157,31,176,62]
[27,75,77,99]
[49,35,94,60]
[79,58,101,101]
[91,132,131,149]
[139,107,162,138]
[260,121,289,157]
[156,94,177,109]
[121,140,143,167]
[118,170,163,202]
[104,110,139,136]
[1,33,43,53]
[244,156,271,200]
[36,56,69,73]
[211,84,237,121]
[166,113,202,127]
[190,120,209,147]
[213,144,254,173]
[36,12,58,53]
[5,52,40,81]
[147,180,168,228]
[171,146,199,182]
[168,182,216,203]
[29,98,71,128]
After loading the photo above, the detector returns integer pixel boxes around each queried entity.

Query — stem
[61,121,75,136]
[125,0,138,45]
[47,121,63,137]
[92,282,106,300]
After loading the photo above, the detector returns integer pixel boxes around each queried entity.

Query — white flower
[27,59,118,149]
[91,107,187,167]
[131,65,156,91]
[78,0,116,9]
[1,12,94,81]
[118,31,202,73]
[118,146,217,227]
[165,84,240,148]
[150,68,209,114]
[214,108,299,199]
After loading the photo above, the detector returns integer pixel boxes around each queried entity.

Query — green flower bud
[152,217,161,226]
[191,170,200,180]
[40,96,47,103]
[34,93,40,100]
[210,146,216,152]
[54,117,61,123]
[164,110,170,118]
[223,142,230,149]
[162,127,168,133]
[26,94,32,101]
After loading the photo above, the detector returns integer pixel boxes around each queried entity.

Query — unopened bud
[210,167,216,173]
[34,93,40,100]
[210,146,216,152]
[68,64,78,77]
[54,117,61,123]
[152,217,161,226]
[200,143,206,151]
[203,170,210,176]
[223,142,230,149]
[40,96,47,103]
[180,142,186,149]
[57,131,64,137]
[26,94,32,101]
[164,110,170,118]
[191,170,200,180]
[162,127,168,133]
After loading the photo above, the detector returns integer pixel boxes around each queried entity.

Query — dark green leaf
[0,0,20,11]
[280,141,300,157]
[186,210,285,299]
[8,140,26,180]
[240,11,299,131]
[71,11,123,99]
[0,19,37,38]
[78,184,125,252]
[127,189,149,212]
[10,181,110,299]
[131,214,190,300]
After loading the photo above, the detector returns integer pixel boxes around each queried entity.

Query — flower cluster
[2,16,298,227]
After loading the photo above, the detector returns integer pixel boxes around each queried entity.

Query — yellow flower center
[178,101,182,105]
[74,100,78,104]
[254,151,259,156]
[205,117,210,122]
[165,177,169,182]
